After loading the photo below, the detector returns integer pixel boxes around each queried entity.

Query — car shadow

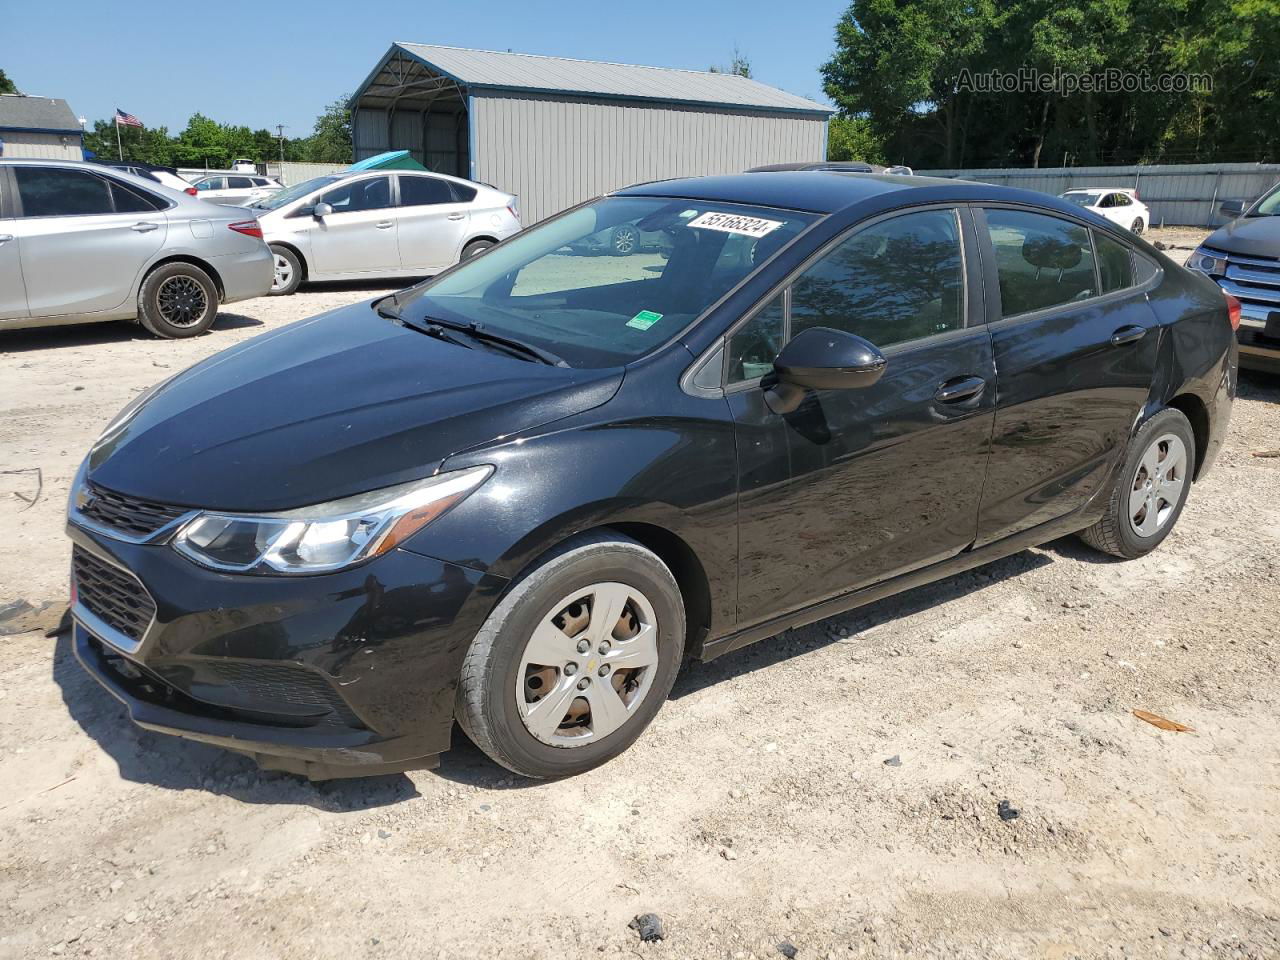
[0,311,262,354]
[1240,368,1280,404]
[298,279,420,295]
[51,633,416,810]
[671,546,1055,700]
[432,728,546,790]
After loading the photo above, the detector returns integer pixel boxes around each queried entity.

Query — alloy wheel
[1129,433,1187,537]
[272,253,293,291]
[515,582,659,746]
[613,226,637,254]
[156,276,208,328]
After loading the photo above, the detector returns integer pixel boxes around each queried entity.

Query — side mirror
[1219,200,1245,219]
[313,201,333,219]
[774,326,887,390]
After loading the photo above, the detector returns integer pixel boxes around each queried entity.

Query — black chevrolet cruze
[68,172,1236,780]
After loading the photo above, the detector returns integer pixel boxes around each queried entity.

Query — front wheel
[268,245,303,296]
[136,263,219,339]
[1078,408,1195,559]
[456,532,685,779]
[610,225,638,256]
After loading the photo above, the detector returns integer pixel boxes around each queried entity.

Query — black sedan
[67,172,1236,780]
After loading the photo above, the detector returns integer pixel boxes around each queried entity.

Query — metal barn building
[0,95,83,160]
[350,44,831,223]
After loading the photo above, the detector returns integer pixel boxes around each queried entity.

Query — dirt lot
[3,234,1279,959]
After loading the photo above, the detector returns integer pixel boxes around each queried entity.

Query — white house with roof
[0,95,83,160]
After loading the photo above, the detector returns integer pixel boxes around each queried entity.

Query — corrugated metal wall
[919,163,1280,227]
[0,131,82,160]
[264,161,350,186]
[470,92,827,223]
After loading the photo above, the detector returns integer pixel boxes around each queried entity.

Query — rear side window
[227,176,254,189]
[1095,231,1135,293]
[195,177,225,191]
[15,167,114,217]
[450,182,477,203]
[398,176,453,206]
[984,209,1096,317]
[108,180,164,213]
[790,208,965,347]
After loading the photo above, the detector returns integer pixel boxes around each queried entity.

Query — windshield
[1252,182,1280,216]
[394,196,816,368]
[252,175,344,210]
[1062,192,1102,207]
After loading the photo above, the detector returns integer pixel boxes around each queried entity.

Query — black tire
[456,531,686,779]
[268,244,303,296]
[461,239,495,260]
[136,262,219,339]
[1130,218,1145,234]
[1077,408,1196,559]
[610,225,639,256]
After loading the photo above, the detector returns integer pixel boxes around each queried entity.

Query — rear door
[0,169,28,319]
[973,206,1160,545]
[393,175,472,272]
[10,166,167,317]
[193,176,227,203]
[726,206,997,624]
[308,175,399,276]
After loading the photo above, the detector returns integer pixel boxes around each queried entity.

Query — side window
[14,167,114,217]
[320,177,392,213]
[195,177,224,191]
[1095,231,1135,293]
[109,180,164,213]
[790,209,965,347]
[984,209,1096,317]
[1115,193,1132,207]
[227,176,254,189]
[398,176,453,206]
[727,294,785,384]
[450,182,478,203]
[252,177,270,187]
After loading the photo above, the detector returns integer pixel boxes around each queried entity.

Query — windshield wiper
[419,315,568,367]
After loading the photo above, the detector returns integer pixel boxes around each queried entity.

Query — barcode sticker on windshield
[686,211,783,238]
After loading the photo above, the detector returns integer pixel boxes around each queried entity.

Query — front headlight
[172,465,492,575]
[1187,247,1228,276]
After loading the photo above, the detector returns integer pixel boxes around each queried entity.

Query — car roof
[615,171,1086,218]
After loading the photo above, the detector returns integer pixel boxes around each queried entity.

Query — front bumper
[68,521,507,778]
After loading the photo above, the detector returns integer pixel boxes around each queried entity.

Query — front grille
[73,547,156,643]
[204,662,364,728]
[79,483,189,538]
[1205,246,1280,336]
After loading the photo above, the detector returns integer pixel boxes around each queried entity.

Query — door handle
[375,220,394,229]
[447,213,466,221]
[130,222,159,233]
[1110,324,1147,346]
[934,375,987,404]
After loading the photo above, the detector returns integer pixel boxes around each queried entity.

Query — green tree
[295,96,352,164]
[0,68,16,95]
[826,113,884,163]
[709,47,753,78]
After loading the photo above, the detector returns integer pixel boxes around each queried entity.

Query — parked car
[245,169,521,295]
[231,158,258,173]
[0,159,273,337]
[67,172,1235,780]
[568,221,672,256]
[191,173,281,207]
[1060,188,1149,234]
[93,160,196,195]
[1186,181,1280,373]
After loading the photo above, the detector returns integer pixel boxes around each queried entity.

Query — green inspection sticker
[626,310,663,331]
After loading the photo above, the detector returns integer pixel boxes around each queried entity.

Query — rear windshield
[397,196,817,368]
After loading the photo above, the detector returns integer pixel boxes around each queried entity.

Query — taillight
[185,186,198,196]
[228,220,263,239]
[507,204,520,222]
[1225,292,1242,331]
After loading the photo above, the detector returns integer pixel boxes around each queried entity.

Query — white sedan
[1060,188,1150,234]
[191,174,282,207]
[246,170,521,295]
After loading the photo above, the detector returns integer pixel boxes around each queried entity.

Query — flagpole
[115,115,123,160]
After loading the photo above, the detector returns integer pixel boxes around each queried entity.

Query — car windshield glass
[394,196,817,368]
[1063,193,1103,207]
[1253,183,1280,216]
[252,175,344,210]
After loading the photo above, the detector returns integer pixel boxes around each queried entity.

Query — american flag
[115,108,143,128]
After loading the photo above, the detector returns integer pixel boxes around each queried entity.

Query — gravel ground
[2,243,1279,959]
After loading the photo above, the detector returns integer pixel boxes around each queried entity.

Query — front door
[726,207,996,626]
[10,165,166,317]
[973,207,1160,544]
[0,175,26,318]
[394,174,471,272]
[309,175,399,276]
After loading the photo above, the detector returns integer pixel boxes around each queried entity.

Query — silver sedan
[0,159,273,338]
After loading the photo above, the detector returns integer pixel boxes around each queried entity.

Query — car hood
[1204,216,1280,258]
[87,301,623,512]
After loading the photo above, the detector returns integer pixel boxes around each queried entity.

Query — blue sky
[4,0,848,136]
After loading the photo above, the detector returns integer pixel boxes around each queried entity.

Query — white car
[191,174,282,207]
[246,169,522,295]
[1060,188,1150,234]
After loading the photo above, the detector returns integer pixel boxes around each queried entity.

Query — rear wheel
[1130,217,1145,234]
[461,239,495,260]
[456,532,685,779]
[610,225,639,256]
[137,263,219,339]
[268,245,303,296]
[1078,408,1195,559]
